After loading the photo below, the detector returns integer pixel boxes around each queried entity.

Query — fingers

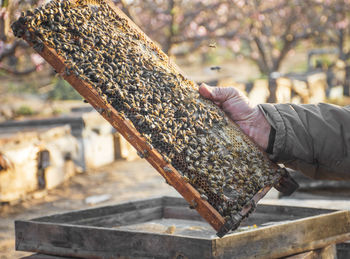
[199,83,239,103]
[198,83,213,99]
[199,83,255,121]
[198,83,269,150]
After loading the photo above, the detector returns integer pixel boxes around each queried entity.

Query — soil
[0,159,178,259]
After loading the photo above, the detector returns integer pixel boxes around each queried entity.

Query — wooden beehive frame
[14,0,282,237]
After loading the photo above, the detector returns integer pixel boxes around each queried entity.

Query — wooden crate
[15,196,350,259]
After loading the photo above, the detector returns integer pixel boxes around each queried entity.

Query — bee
[64,67,71,76]
[200,194,208,201]
[182,176,190,183]
[33,42,44,52]
[210,66,221,72]
[189,199,197,209]
[163,155,171,164]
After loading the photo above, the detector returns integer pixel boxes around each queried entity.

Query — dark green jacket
[259,103,350,180]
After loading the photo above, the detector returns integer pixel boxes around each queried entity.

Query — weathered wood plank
[242,204,335,226]
[254,204,334,216]
[284,244,337,259]
[15,220,213,259]
[163,205,332,228]
[15,197,350,259]
[213,211,350,259]
[69,206,163,227]
[162,195,189,207]
[163,206,205,222]
[283,250,316,259]
[21,254,76,259]
[320,244,338,259]
[34,197,333,226]
[33,197,163,223]
[33,195,333,228]
[284,250,317,259]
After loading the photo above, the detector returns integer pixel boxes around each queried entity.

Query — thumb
[199,83,236,103]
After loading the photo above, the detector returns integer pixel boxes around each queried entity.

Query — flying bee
[210,65,221,71]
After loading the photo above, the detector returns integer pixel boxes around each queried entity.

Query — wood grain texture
[33,197,163,224]
[15,197,350,259]
[213,211,350,259]
[19,244,338,259]
[284,250,318,259]
[16,220,213,259]
[284,244,337,259]
[21,254,76,259]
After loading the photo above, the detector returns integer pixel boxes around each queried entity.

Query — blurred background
[1,0,350,117]
[1,0,350,258]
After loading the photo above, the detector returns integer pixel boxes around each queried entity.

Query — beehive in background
[12,0,284,236]
[0,126,78,202]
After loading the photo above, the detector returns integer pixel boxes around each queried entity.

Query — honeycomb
[12,0,282,225]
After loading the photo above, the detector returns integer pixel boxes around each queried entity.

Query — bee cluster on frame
[12,0,282,226]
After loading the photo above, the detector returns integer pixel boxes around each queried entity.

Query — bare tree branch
[0,40,28,61]
[163,0,177,55]
[0,65,37,76]
[253,36,270,73]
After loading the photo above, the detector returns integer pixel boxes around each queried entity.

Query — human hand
[199,83,271,150]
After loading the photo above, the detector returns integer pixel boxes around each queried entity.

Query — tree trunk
[267,75,277,103]
[337,29,350,97]
[0,0,9,41]
[163,0,176,56]
[0,12,6,41]
[344,64,350,96]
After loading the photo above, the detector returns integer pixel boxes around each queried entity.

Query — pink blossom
[31,53,45,71]
[336,19,349,29]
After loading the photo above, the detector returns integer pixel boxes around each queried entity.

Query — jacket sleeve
[258,103,350,180]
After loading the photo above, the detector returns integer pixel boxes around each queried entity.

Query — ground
[0,159,178,259]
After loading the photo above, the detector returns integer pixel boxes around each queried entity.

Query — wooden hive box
[0,126,78,202]
[15,196,350,259]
